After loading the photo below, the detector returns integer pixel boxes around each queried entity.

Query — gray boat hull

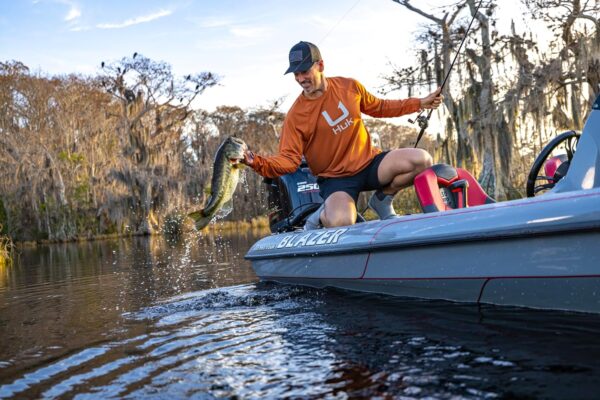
[246,94,600,313]
[247,186,600,313]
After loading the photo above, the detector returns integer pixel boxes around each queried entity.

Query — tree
[98,54,218,234]
[523,0,600,123]
[387,0,598,199]
[387,0,478,175]
[0,61,75,239]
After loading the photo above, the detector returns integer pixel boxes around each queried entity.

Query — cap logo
[289,50,303,63]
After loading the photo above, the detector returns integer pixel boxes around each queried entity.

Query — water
[1,232,600,399]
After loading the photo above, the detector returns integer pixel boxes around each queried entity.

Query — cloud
[69,25,90,32]
[230,25,270,39]
[96,9,172,29]
[64,4,81,21]
[43,0,80,22]
[190,15,273,39]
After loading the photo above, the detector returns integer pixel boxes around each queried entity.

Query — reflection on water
[1,230,600,399]
[0,231,258,381]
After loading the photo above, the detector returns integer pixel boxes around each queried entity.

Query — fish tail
[188,210,212,230]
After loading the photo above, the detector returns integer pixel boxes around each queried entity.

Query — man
[243,41,443,229]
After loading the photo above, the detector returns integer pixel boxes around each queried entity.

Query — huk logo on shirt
[322,101,353,134]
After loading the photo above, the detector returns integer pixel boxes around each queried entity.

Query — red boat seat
[414,164,495,213]
[544,154,569,184]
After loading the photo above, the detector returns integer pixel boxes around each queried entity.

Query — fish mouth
[225,137,247,164]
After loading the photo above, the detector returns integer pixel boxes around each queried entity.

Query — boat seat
[414,163,495,213]
[544,154,570,184]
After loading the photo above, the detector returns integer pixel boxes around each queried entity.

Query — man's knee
[384,149,433,191]
[406,149,432,183]
[322,212,355,227]
[415,149,433,170]
[321,193,356,227]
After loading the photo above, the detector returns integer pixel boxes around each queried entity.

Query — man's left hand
[242,149,255,166]
[420,88,444,110]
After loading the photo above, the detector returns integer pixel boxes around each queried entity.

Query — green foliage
[0,230,13,268]
[58,150,85,164]
[73,182,90,204]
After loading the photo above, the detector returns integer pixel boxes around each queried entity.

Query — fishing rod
[412,0,485,148]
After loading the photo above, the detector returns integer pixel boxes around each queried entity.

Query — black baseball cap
[284,41,322,74]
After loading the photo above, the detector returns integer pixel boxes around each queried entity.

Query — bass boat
[245,93,600,313]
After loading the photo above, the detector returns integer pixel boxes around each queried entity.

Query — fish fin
[202,194,214,210]
[215,200,233,218]
[188,209,212,230]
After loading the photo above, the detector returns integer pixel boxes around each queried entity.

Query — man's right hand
[420,88,444,110]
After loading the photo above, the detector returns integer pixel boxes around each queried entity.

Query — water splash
[126,284,315,323]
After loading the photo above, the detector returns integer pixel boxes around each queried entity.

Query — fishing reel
[408,112,430,131]
[409,109,433,148]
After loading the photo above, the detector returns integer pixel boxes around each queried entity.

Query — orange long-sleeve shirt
[251,77,421,178]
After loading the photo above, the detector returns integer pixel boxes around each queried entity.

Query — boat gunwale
[246,190,600,261]
[245,223,600,260]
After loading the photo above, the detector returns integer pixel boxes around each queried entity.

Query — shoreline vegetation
[12,216,272,248]
[0,223,14,267]
[2,185,416,255]
[1,4,597,246]
[8,192,411,249]
[0,58,427,246]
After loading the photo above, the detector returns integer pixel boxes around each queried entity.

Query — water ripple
[0,347,108,398]
[4,280,600,399]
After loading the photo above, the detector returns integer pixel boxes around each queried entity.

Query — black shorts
[317,151,389,203]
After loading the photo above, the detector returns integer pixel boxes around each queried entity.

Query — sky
[0,0,532,126]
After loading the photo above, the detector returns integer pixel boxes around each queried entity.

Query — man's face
[294,61,324,96]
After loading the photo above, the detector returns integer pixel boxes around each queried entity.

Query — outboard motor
[264,160,323,233]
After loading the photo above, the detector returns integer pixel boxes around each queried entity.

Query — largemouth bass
[189,136,247,230]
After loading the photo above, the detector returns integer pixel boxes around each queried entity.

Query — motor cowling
[264,160,323,233]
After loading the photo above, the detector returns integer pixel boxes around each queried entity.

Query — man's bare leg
[316,149,432,226]
[368,148,432,219]
[377,148,433,193]
[320,191,356,228]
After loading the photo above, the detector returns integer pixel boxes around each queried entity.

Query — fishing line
[440,0,484,91]
[288,0,363,72]
[318,0,363,45]
[413,0,485,148]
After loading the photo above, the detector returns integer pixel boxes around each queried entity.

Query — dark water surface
[1,231,600,399]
